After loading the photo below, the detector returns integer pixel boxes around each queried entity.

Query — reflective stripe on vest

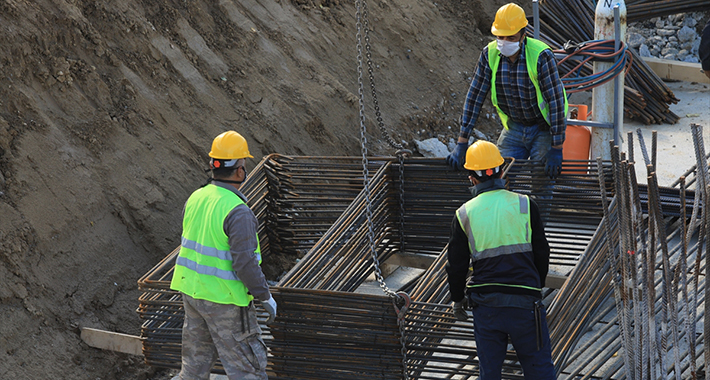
[456,190,532,261]
[170,184,261,306]
[487,38,568,129]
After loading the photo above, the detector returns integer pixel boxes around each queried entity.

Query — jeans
[497,120,554,221]
[496,120,552,161]
[471,303,556,380]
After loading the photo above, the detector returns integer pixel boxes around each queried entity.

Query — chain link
[356,0,393,299]
[393,292,411,380]
[356,1,409,377]
[397,150,410,252]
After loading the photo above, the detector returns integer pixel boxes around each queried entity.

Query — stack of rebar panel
[137,155,389,374]
[506,159,612,266]
[250,154,385,265]
[268,287,404,379]
[533,0,683,124]
[138,153,710,379]
[277,161,400,291]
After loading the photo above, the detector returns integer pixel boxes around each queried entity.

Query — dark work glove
[446,142,468,170]
[544,147,563,179]
[452,300,468,321]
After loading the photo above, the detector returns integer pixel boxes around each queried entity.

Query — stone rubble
[628,12,709,63]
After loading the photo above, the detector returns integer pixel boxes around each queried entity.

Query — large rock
[683,16,698,28]
[639,44,651,58]
[415,138,450,158]
[677,26,697,43]
[661,47,679,56]
[627,33,646,49]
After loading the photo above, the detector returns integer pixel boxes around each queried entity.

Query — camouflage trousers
[178,294,268,380]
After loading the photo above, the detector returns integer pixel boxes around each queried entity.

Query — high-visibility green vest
[456,189,540,292]
[487,38,568,129]
[171,184,261,306]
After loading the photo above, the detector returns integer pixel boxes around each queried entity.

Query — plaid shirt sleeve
[459,47,492,140]
[537,49,567,147]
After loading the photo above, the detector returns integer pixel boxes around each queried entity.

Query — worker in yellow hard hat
[446,141,555,379]
[446,3,568,182]
[170,130,275,380]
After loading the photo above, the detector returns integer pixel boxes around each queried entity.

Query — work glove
[544,147,563,179]
[452,300,468,321]
[446,142,468,170]
[262,295,278,324]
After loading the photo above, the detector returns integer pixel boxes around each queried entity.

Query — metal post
[613,5,624,148]
[591,0,626,160]
[533,0,540,40]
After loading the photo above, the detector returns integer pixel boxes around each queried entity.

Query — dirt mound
[0,0,508,378]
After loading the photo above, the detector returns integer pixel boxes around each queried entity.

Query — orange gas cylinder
[562,104,591,175]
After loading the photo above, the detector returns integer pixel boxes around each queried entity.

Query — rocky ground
[0,0,507,379]
[628,11,709,62]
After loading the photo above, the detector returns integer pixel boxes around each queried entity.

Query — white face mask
[497,39,521,57]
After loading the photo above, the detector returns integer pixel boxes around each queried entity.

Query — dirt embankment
[0,0,508,378]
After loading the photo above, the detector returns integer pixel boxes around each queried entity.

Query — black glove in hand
[446,142,468,170]
[452,300,468,321]
[544,147,563,179]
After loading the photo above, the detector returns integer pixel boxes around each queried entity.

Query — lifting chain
[357,0,404,151]
[356,0,409,378]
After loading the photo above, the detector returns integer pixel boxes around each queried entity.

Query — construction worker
[701,19,710,80]
[170,131,276,380]
[446,3,568,181]
[446,140,555,380]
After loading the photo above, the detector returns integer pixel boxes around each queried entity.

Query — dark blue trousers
[471,304,556,380]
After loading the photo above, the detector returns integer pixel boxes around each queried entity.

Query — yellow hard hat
[491,3,528,36]
[209,131,253,160]
[464,140,505,172]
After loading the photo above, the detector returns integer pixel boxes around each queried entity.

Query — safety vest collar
[470,178,507,197]
[211,180,249,204]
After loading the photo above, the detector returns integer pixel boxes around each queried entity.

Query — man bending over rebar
[447,3,568,185]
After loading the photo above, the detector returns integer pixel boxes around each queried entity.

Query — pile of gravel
[627,12,708,62]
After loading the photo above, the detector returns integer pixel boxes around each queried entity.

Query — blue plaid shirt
[460,38,567,147]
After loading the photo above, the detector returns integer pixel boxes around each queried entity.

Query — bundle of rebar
[548,126,710,379]
[534,0,682,124]
[626,0,710,23]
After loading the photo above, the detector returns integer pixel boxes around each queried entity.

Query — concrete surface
[624,80,710,187]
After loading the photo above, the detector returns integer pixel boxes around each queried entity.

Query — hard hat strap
[210,158,240,169]
[473,165,501,178]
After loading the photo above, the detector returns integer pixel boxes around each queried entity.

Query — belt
[519,118,548,127]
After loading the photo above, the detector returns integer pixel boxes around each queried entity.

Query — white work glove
[262,295,278,324]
